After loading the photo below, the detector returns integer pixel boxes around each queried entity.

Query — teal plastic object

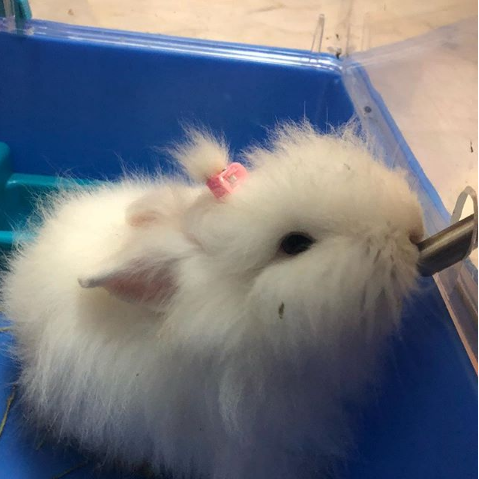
[0,142,96,252]
[0,0,31,20]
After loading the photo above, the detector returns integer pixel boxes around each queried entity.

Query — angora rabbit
[1,122,424,478]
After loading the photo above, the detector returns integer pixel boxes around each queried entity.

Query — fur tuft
[169,128,230,182]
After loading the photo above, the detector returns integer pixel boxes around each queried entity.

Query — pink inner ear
[126,194,165,227]
[127,211,160,227]
[103,270,176,304]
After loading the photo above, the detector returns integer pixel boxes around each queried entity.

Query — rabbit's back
[1,182,175,465]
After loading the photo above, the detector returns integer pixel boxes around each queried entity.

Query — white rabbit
[1,122,424,479]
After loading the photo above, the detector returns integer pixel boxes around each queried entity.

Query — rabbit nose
[408,220,425,245]
[409,230,423,245]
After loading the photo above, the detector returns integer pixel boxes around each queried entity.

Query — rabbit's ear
[125,192,169,227]
[78,194,195,304]
[78,256,176,304]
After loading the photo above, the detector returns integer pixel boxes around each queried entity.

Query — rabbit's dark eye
[280,233,315,256]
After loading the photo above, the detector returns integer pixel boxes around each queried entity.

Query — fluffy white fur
[171,127,230,182]
[1,122,424,479]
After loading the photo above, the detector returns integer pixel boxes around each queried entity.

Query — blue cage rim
[0,17,342,70]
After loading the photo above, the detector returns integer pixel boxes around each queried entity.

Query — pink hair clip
[206,162,249,199]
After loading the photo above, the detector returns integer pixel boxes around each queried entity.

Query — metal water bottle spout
[417,214,477,276]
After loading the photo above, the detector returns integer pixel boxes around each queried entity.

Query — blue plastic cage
[0,17,477,479]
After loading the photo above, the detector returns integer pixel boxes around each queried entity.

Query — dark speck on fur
[278,303,285,319]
